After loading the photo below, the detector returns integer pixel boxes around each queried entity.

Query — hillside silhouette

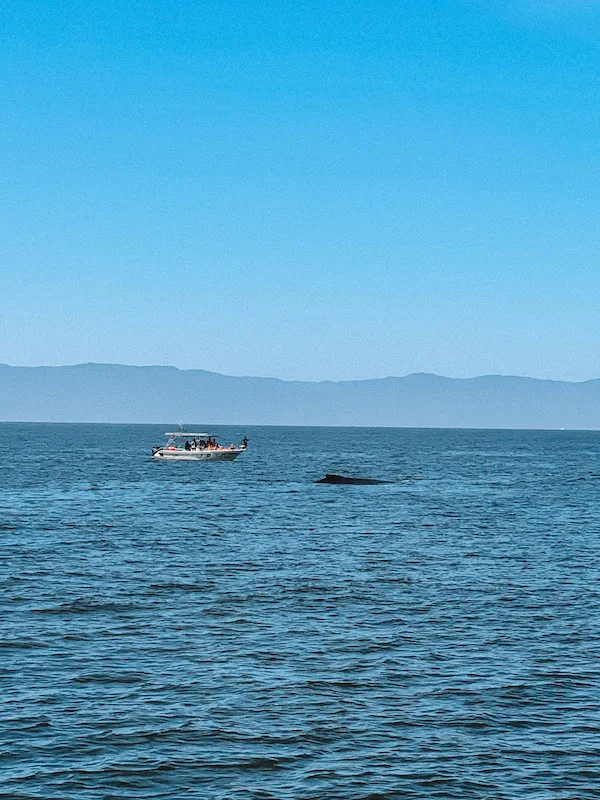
[1,363,599,428]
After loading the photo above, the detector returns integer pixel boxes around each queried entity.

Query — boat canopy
[164,432,213,437]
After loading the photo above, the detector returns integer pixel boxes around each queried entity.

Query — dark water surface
[2,424,600,799]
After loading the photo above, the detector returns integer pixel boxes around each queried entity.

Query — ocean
[1,423,599,799]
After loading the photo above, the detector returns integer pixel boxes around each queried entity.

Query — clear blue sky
[1,0,599,381]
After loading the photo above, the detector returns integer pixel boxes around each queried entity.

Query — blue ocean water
[1,423,599,799]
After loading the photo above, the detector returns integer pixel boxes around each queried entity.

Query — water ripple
[1,424,599,798]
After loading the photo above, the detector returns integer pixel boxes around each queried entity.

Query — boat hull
[152,447,244,461]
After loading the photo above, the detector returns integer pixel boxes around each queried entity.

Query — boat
[152,432,248,461]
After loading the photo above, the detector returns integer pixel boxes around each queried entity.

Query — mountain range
[1,362,599,428]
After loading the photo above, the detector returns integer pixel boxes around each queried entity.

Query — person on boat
[184,440,191,451]
[242,436,248,449]
[191,438,197,450]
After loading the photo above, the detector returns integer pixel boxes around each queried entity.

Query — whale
[315,473,393,485]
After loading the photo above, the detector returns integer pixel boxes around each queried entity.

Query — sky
[1,0,599,381]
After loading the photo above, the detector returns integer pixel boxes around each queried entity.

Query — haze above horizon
[2,0,599,382]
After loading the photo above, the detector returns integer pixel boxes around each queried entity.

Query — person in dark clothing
[242,436,248,449]
[184,440,191,451]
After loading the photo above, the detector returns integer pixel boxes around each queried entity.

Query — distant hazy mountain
[1,363,599,428]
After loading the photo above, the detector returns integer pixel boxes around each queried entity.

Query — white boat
[152,432,248,461]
